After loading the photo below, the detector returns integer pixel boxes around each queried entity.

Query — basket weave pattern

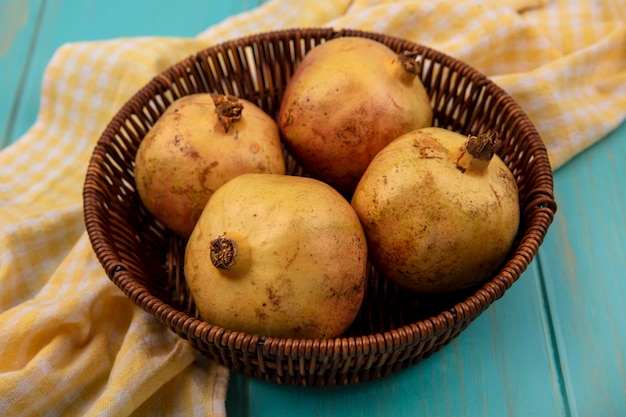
[83,28,557,386]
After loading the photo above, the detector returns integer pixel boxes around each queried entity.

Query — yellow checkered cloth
[1,0,624,415]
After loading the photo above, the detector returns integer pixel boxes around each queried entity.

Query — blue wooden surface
[1,2,624,416]
[0,0,261,148]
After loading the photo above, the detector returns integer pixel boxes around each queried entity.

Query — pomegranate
[277,37,433,194]
[351,127,520,293]
[134,93,285,238]
[184,173,368,338]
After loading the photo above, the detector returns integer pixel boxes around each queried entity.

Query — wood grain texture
[539,120,626,417]
[0,0,44,147]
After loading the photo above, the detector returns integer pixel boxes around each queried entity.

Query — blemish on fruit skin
[388,93,402,111]
[490,184,502,208]
[254,307,268,320]
[171,134,201,159]
[265,285,282,309]
[497,166,517,190]
[284,111,295,126]
[249,142,261,154]
[455,151,467,173]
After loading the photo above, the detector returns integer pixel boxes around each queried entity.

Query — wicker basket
[83,28,557,386]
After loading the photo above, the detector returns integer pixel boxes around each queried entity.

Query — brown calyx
[466,131,497,161]
[210,235,238,269]
[398,50,421,76]
[455,131,499,174]
[213,94,244,133]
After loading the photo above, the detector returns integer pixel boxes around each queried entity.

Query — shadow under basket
[83,28,557,386]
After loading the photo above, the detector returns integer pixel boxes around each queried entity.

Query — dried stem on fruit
[213,94,244,133]
[210,235,238,269]
[455,131,499,174]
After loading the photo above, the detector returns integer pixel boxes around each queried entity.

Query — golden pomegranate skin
[351,127,520,293]
[277,37,433,194]
[184,173,368,339]
[134,93,285,238]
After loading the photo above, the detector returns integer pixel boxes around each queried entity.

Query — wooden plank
[0,0,44,148]
[539,120,626,417]
[226,263,568,416]
[1,0,263,148]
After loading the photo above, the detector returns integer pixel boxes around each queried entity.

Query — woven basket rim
[83,26,557,379]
